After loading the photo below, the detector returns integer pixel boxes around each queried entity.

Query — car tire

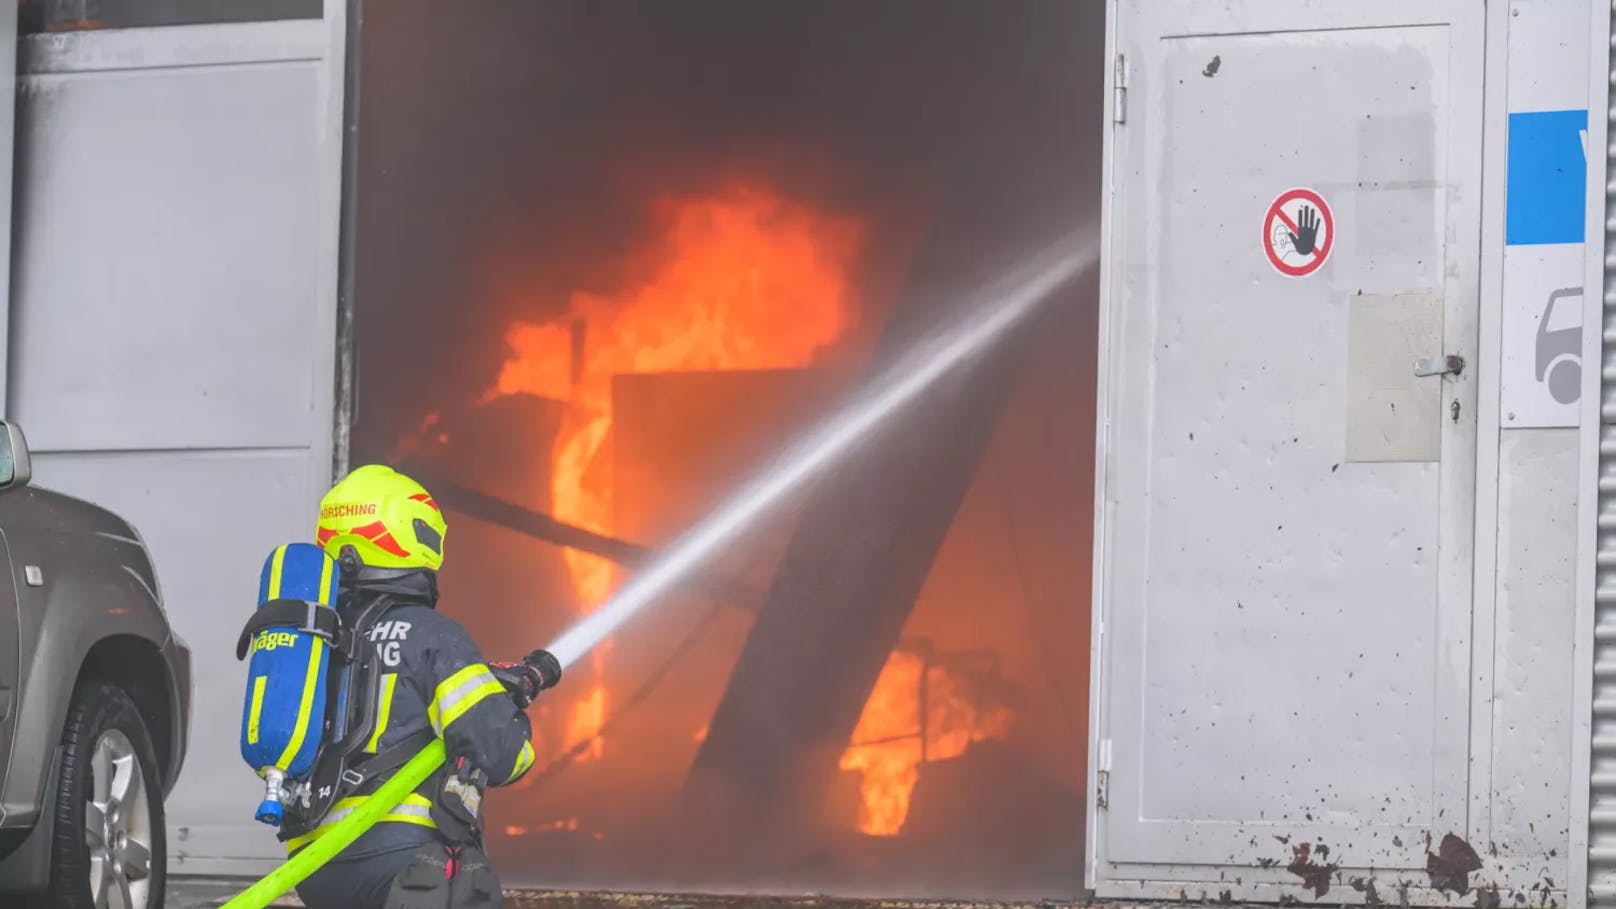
[47,680,166,909]
[1548,356,1581,405]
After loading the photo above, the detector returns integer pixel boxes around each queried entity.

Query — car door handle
[1414,355,1464,377]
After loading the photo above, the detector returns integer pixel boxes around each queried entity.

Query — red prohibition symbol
[1263,188,1333,277]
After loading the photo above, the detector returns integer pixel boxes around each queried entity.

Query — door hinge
[1113,53,1128,124]
[1096,738,1113,809]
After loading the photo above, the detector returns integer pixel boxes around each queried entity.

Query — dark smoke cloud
[352,0,1102,446]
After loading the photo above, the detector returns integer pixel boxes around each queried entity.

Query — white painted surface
[1492,430,1576,880]
[1502,244,1585,428]
[35,450,322,873]
[1345,294,1443,462]
[12,62,326,452]
[1499,0,1591,430]
[7,16,346,870]
[1510,0,1591,113]
[1095,0,1483,894]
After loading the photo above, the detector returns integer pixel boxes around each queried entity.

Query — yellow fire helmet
[315,465,447,571]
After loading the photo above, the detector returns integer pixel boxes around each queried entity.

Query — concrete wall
[7,11,347,874]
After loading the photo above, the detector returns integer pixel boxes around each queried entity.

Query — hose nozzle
[524,649,562,691]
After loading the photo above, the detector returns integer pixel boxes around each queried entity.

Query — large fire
[840,650,1013,837]
[486,182,865,761]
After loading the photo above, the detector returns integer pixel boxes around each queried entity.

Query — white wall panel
[11,61,326,452]
[7,15,346,871]
[1494,430,1576,883]
[31,449,323,872]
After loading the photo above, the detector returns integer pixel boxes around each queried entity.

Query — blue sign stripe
[1506,109,1588,246]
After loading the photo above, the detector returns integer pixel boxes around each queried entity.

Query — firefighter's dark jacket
[285,602,535,854]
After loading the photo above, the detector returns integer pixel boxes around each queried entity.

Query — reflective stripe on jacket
[286,793,437,854]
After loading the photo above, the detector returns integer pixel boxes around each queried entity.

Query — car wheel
[47,680,166,909]
[1547,356,1582,405]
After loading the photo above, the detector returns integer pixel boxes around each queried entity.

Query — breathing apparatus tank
[238,542,341,826]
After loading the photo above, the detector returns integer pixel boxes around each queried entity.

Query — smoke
[351,0,1103,438]
[350,0,1105,899]
[546,227,1097,669]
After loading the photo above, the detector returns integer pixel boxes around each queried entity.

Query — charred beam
[673,213,1081,869]
[407,470,762,608]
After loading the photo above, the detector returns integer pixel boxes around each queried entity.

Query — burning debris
[484,182,865,764]
[507,818,580,837]
[839,646,1013,836]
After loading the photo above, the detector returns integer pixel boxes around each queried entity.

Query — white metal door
[1093,0,1484,888]
[10,15,347,873]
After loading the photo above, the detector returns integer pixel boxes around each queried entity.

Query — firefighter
[293,464,554,909]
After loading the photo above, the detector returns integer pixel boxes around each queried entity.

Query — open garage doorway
[347,1,1103,899]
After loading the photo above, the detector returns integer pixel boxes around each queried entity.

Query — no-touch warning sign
[1263,188,1334,277]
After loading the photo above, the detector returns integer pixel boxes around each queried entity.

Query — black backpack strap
[274,594,425,842]
[333,592,398,661]
[351,730,438,794]
[235,598,341,660]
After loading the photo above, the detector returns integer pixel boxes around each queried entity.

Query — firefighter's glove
[490,649,562,709]
[433,756,488,847]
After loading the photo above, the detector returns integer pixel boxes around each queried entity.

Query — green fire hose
[219,740,447,909]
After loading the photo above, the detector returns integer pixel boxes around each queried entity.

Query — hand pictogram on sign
[1288,205,1320,256]
[1263,189,1333,277]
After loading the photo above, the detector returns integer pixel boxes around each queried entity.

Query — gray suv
[0,421,191,908]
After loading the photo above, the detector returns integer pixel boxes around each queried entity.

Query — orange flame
[839,650,1012,837]
[504,818,580,837]
[487,182,865,760]
[567,684,608,761]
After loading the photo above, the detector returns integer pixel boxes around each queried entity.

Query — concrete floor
[166,876,302,908]
[163,880,1090,909]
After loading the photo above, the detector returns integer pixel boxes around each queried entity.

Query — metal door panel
[1096,0,1482,873]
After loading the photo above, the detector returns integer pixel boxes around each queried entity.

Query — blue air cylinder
[239,542,339,826]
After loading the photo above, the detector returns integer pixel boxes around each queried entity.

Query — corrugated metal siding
[1592,10,1616,901]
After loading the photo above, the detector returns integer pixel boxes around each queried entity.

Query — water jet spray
[545,226,1098,670]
